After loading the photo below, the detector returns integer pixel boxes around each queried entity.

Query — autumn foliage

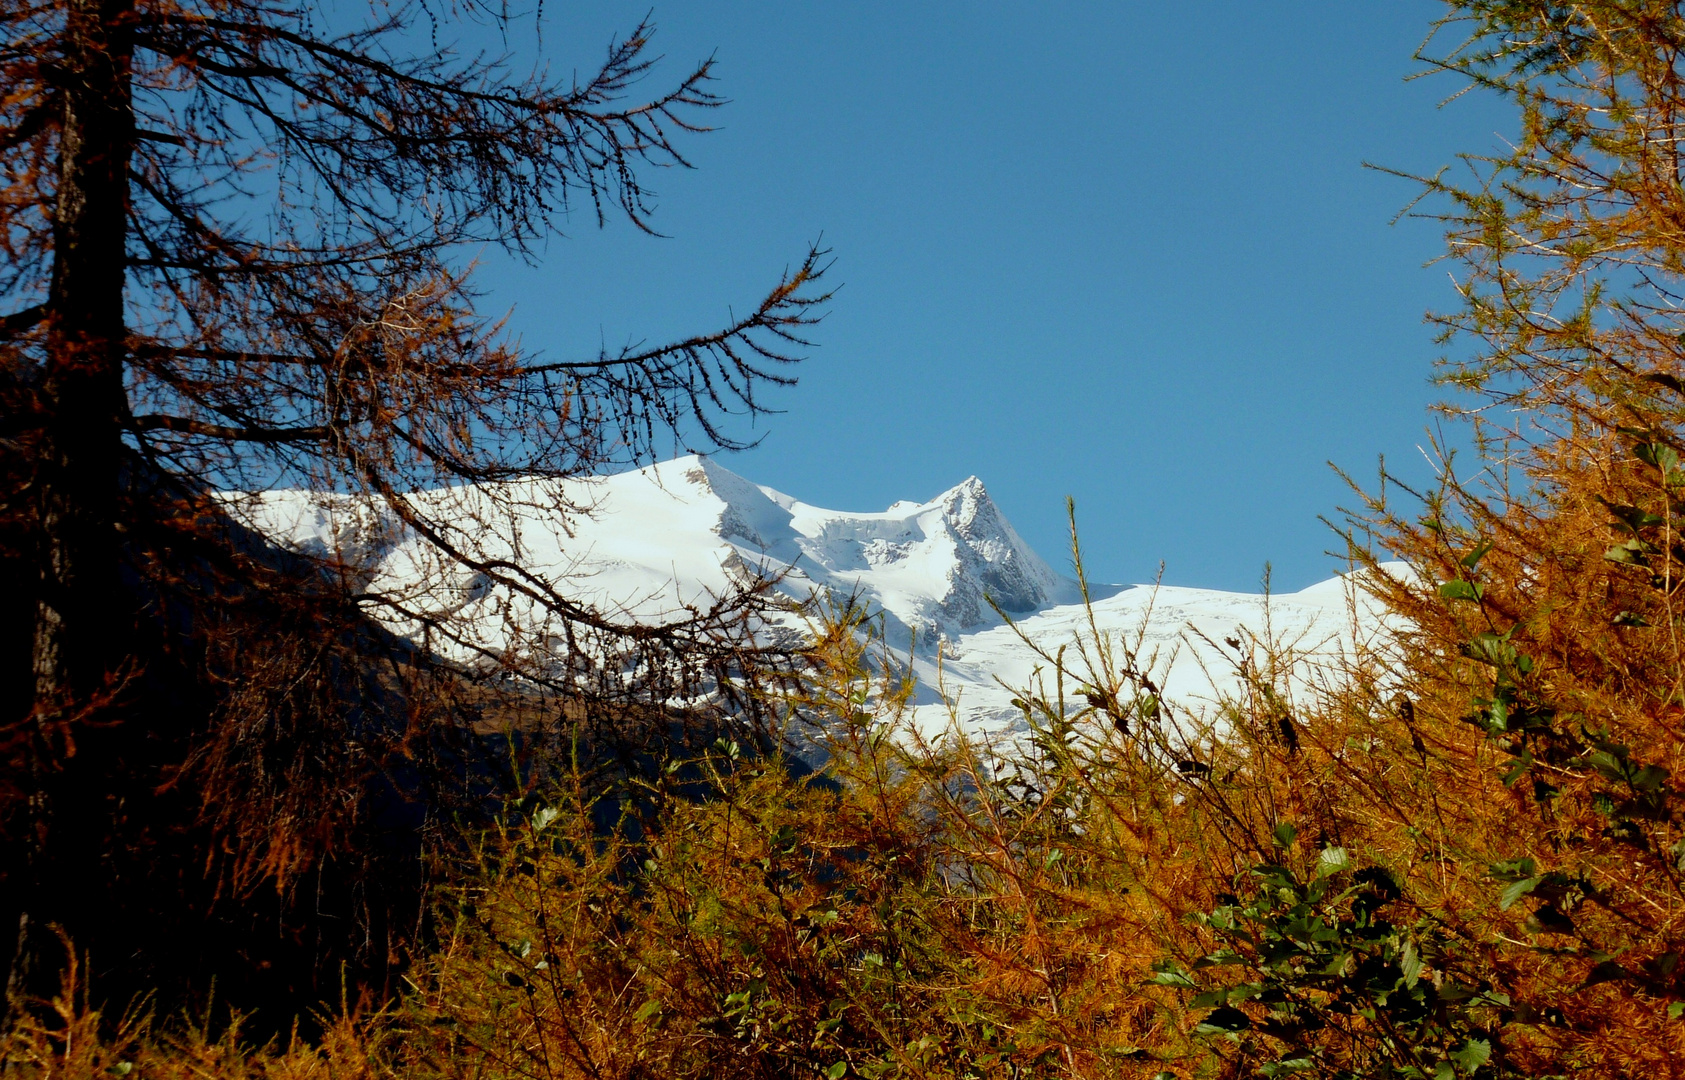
[10,1,1685,1079]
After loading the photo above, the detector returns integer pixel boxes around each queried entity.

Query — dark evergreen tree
[0,0,827,1019]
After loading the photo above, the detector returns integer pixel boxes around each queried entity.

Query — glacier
[231,455,1400,741]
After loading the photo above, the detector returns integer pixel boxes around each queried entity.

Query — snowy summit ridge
[680,457,1077,647]
[236,456,1395,740]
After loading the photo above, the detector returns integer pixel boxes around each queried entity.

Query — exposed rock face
[680,461,1072,646]
[935,476,1061,619]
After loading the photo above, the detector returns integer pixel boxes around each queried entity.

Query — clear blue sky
[477,2,1510,592]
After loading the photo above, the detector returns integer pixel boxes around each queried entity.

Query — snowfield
[232,456,1404,740]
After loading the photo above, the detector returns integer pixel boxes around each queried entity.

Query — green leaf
[1635,441,1682,476]
[1460,540,1494,569]
[825,1062,848,1080]
[1632,763,1670,794]
[1589,750,1628,782]
[1489,857,1536,882]
[1400,939,1423,988]
[1668,1001,1684,1020]
[1272,821,1298,849]
[1439,579,1483,603]
[1315,846,1351,880]
[1466,631,1520,669]
[633,999,662,1024]
[1582,959,1627,988]
[1228,982,1265,1002]
[1194,1005,1252,1034]
[1450,1038,1492,1073]
[1499,876,1541,910]
[530,805,561,832]
[1605,540,1655,566]
[1601,501,1666,532]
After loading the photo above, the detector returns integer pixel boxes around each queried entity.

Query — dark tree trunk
[34,0,134,700]
[9,0,135,1014]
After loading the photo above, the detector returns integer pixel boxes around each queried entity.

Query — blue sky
[477,3,1511,592]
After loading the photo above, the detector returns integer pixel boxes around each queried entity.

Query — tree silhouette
[0,0,828,1017]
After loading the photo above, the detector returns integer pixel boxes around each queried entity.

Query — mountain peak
[923,476,1065,623]
[232,457,1392,740]
[928,475,988,511]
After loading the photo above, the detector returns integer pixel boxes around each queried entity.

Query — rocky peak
[927,476,1062,617]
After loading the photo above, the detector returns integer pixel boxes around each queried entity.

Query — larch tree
[0,0,828,1017]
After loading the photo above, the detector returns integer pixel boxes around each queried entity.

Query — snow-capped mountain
[699,459,1081,643]
[234,456,1398,742]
